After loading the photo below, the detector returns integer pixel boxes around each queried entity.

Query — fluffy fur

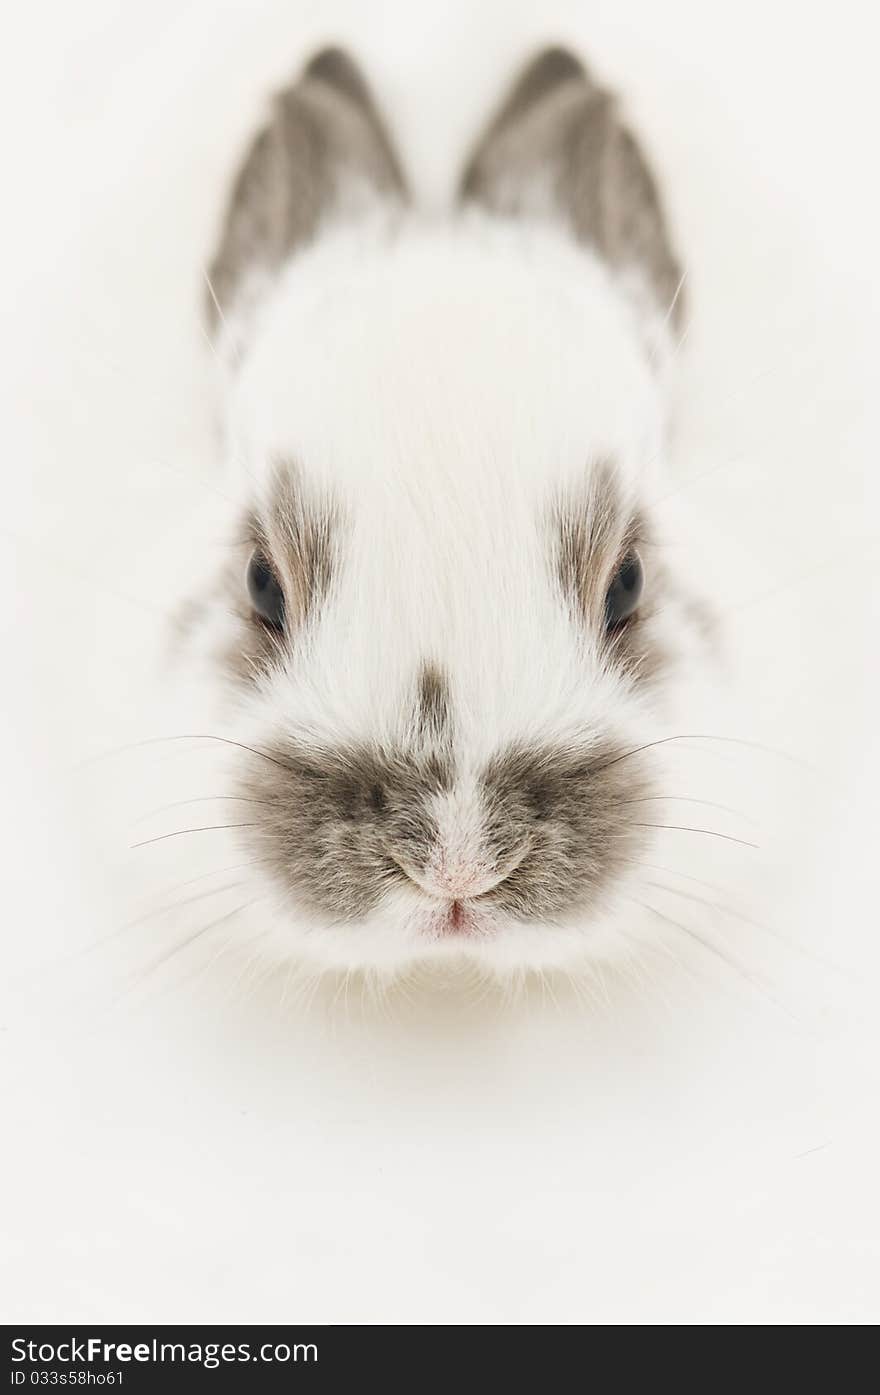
[170,47,719,981]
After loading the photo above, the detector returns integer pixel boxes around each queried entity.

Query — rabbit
[169,45,728,981]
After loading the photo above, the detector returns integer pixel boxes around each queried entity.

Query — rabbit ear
[207,48,407,335]
[460,47,684,326]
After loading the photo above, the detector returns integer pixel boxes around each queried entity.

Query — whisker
[132,795,280,827]
[200,932,273,1003]
[636,859,743,897]
[130,822,260,849]
[592,732,813,777]
[119,898,258,998]
[634,822,758,849]
[723,544,880,621]
[149,457,238,507]
[136,734,296,772]
[92,878,248,954]
[631,898,797,1019]
[648,540,878,631]
[614,794,758,826]
[82,733,296,774]
[32,862,268,982]
[647,449,748,511]
[672,319,692,356]
[660,268,688,331]
[642,876,848,975]
[139,859,265,903]
[199,321,227,375]
[202,267,241,368]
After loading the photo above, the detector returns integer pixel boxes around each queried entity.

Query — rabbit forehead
[218,222,668,746]
[225,219,666,506]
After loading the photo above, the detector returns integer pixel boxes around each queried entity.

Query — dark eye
[246,549,285,630]
[604,550,644,629]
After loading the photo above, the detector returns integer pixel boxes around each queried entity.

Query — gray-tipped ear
[207,47,407,334]
[460,47,684,326]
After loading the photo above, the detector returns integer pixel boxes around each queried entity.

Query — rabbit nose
[419,861,508,900]
[396,844,528,901]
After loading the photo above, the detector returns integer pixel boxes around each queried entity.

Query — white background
[1,0,878,1324]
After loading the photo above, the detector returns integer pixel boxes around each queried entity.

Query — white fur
[175,212,718,979]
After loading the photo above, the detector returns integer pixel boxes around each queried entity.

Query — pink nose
[420,863,506,900]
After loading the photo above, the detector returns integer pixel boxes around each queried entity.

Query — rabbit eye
[604,551,644,629]
[246,550,285,630]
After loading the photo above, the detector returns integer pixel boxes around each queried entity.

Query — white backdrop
[1,0,878,1324]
